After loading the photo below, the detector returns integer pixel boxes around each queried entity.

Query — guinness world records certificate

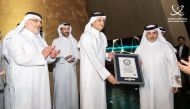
[113,54,144,86]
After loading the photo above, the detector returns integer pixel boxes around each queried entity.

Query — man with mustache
[52,23,79,109]
[3,12,60,109]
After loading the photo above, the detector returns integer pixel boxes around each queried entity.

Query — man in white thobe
[0,31,5,109]
[3,29,16,109]
[3,12,59,109]
[78,12,118,109]
[135,24,181,109]
[52,23,79,109]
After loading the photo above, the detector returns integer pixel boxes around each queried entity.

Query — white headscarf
[4,14,42,40]
[57,23,72,37]
[84,12,106,32]
[158,26,176,53]
[138,25,176,53]
[56,23,79,58]
[78,12,106,48]
[159,26,166,33]
[3,13,42,63]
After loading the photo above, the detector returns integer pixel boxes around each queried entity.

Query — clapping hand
[65,55,75,63]
[42,46,53,58]
[50,46,60,58]
[65,55,72,60]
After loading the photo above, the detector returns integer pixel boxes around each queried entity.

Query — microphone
[133,36,140,40]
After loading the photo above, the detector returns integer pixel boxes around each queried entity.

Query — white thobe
[3,30,16,109]
[79,27,110,109]
[135,42,181,109]
[0,43,4,109]
[52,36,79,109]
[3,32,13,109]
[5,29,51,109]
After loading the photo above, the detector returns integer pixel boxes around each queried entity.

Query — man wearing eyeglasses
[3,12,60,109]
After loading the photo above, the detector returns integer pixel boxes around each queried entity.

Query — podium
[106,61,140,109]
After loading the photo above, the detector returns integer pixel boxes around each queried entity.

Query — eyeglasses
[29,19,42,24]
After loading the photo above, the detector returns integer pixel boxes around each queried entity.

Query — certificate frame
[113,53,144,86]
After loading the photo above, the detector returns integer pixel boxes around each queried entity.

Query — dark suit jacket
[175,45,190,61]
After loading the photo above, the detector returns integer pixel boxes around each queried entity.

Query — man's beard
[63,32,69,37]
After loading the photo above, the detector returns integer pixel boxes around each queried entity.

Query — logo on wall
[168,5,187,23]
[170,5,184,16]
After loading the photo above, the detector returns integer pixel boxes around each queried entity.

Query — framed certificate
[113,53,144,86]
